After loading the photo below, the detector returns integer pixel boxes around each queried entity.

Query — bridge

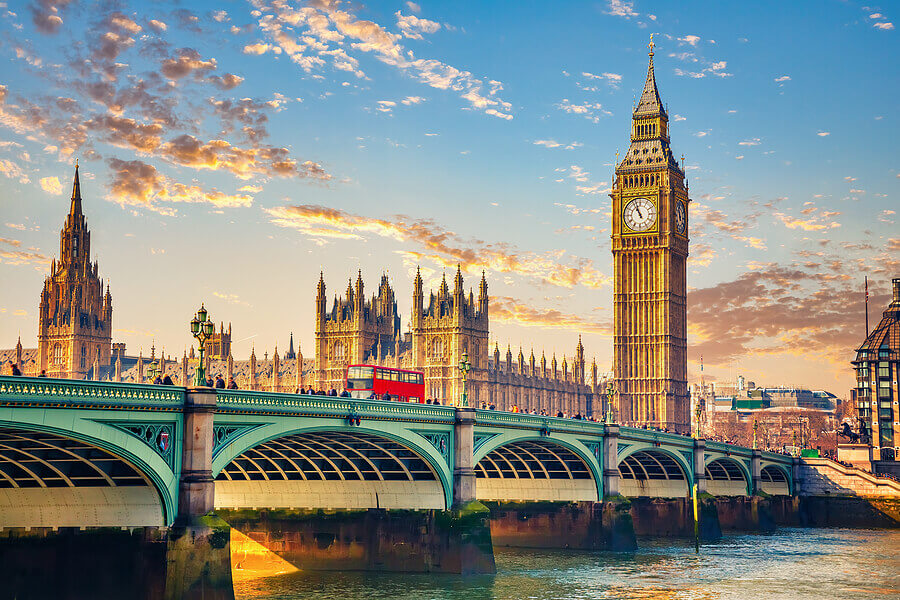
[4,375,899,599]
[0,375,796,529]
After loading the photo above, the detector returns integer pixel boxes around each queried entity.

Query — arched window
[333,342,345,361]
[52,343,63,366]
[430,338,444,361]
[80,345,87,368]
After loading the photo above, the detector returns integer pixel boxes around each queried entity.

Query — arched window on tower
[81,345,86,368]
[333,341,345,361]
[52,343,63,366]
[430,338,444,362]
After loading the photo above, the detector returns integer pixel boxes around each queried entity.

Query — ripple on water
[233,528,900,600]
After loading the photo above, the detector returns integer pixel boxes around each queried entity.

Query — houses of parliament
[3,41,690,429]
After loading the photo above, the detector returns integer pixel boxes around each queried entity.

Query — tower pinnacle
[69,162,82,217]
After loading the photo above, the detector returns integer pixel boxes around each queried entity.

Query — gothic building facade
[314,271,401,390]
[313,267,598,415]
[38,165,113,379]
[610,38,690,432]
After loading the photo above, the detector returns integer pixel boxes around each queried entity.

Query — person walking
[215,375,225,389]
[228,377,238,390]
[162,374,174,385]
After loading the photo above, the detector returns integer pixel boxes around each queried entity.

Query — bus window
[347,366,374,390]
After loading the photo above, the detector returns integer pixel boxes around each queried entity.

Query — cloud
[243,42,281,55]
[691,204,747,233]
[0,159,30,183]
[555,99,607,123]
[606,0,638,18]
[160,48,217,80]
[533,139,582,150]
[106,158,254,213]
[873,22,894,30]
[265,204,610,289]
[401,95,424,105]
[816,131,830,137]
[250,0,512,119]
[774,208,841,231]
[39,176,63,194]
[679,35,701,46]
[212,291,252,307]
[395,11,440,39]
[774,75,791,82]
[738,138,761,146]
[689,243,716,267]
[0,236,49,268]
[30,0,72,34]
[406,2,421,14]
[674,60,732,79]
[491,296,611,334]
[688,261,897,367]
[581,71,622,88]
[148,19,167,32]
[207,73,245,90]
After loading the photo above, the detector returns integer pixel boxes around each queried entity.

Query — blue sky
[0,0,897,395]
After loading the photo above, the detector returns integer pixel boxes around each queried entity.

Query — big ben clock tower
[611,36,690,432]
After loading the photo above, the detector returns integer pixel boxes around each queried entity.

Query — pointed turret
[493,343,501,371]
[69,161,83,218]
[453,264,464,297]
[478,270,488,318]
[635,35,665,118]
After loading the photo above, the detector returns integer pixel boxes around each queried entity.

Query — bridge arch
[760,464,791,495]
[0,421,174,527]
[213,424,453,510]
[704,457,751,496]
[618,448,691,497]
[473,433,601,501]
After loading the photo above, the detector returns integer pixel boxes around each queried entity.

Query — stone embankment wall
[218,506,495,575]
[799,458,900,497]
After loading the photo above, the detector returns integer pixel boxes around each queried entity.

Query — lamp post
[458,351,471,407]
[752,419,758,450]
[190,304,215,386]
[604,382,616,424]
[694,400,703,439]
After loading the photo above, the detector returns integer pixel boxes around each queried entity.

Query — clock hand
[636,208,643,219]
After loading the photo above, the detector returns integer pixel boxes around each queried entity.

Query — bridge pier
[453,407,477,506]
[602,424,620,497]
[693,439,707,495]
[750,450,762,496]
[164,388,233,600]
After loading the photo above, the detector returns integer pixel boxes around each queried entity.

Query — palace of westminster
[10,41,895,443]
[3,43,693,431]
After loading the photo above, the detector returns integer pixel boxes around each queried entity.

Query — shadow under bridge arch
[215,429,447,510]
[0,426,166,527]
[474,439,599,502]
[618,449,690,498]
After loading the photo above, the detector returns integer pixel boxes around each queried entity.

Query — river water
[234,528,899,600]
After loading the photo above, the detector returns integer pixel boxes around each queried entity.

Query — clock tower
[610,37,690,432]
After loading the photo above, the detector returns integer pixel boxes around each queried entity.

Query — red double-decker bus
[345,365,425,402]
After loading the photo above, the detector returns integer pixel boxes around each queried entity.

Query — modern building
[313,268,597,415]
[852,278,900,461]
[37,165,113,379]
[611,37,690,432]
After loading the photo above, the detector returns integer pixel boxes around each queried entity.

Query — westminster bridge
[1,376,897,599]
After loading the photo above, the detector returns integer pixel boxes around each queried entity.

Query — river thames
[234,528,898,600]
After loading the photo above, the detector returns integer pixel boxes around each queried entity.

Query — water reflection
[234,529,900,600]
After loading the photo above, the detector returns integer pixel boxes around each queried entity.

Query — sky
[0,0,897,397]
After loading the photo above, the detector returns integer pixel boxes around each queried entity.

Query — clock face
[675,201,686,234]
[623,198,657,232]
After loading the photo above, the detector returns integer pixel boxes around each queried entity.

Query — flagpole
[865,276,869,337]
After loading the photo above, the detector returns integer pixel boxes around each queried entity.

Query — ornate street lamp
[604,382,616,424]
[694,400,703,439]
[752,419,759,450]
[190,304,215,386]
[458,351,471,408]
[147,359,160,383]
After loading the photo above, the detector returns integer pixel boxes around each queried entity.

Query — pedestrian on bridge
[215,375,225,389]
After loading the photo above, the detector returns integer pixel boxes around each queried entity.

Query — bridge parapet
[0,375,184,408]
[216,389,456,423]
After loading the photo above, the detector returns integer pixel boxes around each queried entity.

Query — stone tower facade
[38,165,113,379]
[409,266,490,403]
[314,271,400,389]
[204,322,231,360]
[610,39,690,432]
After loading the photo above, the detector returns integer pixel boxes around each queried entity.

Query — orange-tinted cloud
[266,204,610,289]
[106,158,253,213]
[491,296,611,334]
